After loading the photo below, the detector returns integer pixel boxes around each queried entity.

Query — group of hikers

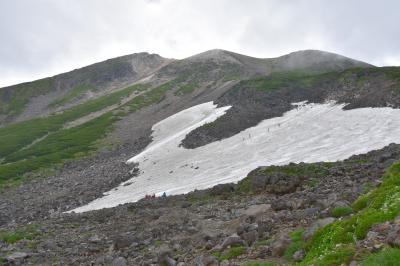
[144,191,167,200]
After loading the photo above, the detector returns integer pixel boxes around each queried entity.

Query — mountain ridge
[0,49,373,126]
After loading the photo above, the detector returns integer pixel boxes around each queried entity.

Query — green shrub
[299,162,400,265]
[0,224,41,244]
[361,248,400,266]
[330,206,353,218]
[254,239,272,247]
[315,244,355,266]
[284,229,305,260]
[244,262,275,266]
[213,246,246,261]
[236,177,252,193]
[352,193,370,211]
[174,83,197,95]
[306,178,320,188]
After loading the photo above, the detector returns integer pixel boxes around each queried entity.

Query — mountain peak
[185,49,239,63]
[273,49,374,71]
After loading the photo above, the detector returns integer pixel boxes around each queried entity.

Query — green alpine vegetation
[284,229,305,260]
[0,78,55,117]
[0,224,41,244]
[213,246,246,261]
[299,162,400,265]
[0,83,148,160]
[48,83,96,107]
[0,81,178,187]
[361,248,400,266]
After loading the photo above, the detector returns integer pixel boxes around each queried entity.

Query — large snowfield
[71,101,400,212]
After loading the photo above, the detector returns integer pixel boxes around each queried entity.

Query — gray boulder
[293,250,305,261]
[6,252,29,261]
[112,257,127,266]
[221,234,246,250]
[157,245,177,266]
[248,169,303,194]
[304,217,336,241]
[387,224,400,247]
[193,255,218,266]
[271,234,291,257]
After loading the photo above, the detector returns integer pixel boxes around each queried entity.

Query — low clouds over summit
[0,0,399,87]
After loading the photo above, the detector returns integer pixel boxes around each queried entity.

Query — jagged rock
[111,235,135,250]
[293,250,305,261]
[157,246,177,266]
[366,230,379,240]
[271,234,291,257]
[88,234,102,243]
[372,221,391,234]
[112,257,127,266]
[241,204,271,217]
[6,252,29,261]
[386,224,400,247]
[242,230,258,246]
[316,193,338,209]
[349,260,358,266]
[248,170,302,194]
[221,234,246,250]
[304,217,336,240]
[237,223,258,235]
[95,255,114,265]
[192,255,218,266]
[271,198,304,211]
[257,219,274,237]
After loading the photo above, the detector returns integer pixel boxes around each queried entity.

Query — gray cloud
[0,0,399,87]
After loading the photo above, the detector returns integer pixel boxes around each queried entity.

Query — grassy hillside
[0,78,55,118]
[0,53,167,124]
[0,82,182,187]
[48,83,96,107]
[298,162,400,265]
[0,84,148,160]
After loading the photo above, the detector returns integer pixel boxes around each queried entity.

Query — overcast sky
[0,0,399,87]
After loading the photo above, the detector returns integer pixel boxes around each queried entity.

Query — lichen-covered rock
[271,234,291,257]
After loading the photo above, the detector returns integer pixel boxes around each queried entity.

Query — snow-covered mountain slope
[71,101,400,212]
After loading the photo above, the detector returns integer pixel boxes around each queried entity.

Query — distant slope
[0,53,170,125]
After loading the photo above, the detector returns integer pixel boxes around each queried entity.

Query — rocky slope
[1,143,400,265]
[1,49,400,265]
